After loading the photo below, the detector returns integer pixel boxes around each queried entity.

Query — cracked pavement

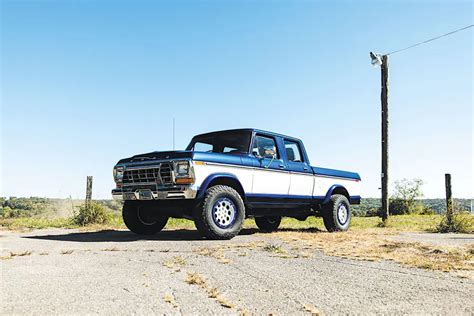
[1,228,473,315]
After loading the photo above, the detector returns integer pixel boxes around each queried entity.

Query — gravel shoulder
[1,228,473,315]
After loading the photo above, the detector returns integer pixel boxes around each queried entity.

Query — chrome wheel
[212,197,237,229]
[337,204,348,225]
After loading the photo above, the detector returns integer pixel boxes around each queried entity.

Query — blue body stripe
[245,193,361,205]
[313,167,361,180]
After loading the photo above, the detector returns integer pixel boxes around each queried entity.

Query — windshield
[186,130,252,155]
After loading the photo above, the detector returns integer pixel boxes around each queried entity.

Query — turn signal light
[175,178,194,184]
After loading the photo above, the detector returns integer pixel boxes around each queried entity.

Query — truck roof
[192,128,303,143]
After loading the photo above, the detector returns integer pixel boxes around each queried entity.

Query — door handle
[279,164,285,169]
[303,167,309,171]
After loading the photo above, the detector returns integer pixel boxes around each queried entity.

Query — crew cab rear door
[283,139,314,198]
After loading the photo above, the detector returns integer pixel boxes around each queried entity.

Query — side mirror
[263,148,276,159]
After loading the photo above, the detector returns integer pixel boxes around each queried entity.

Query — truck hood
[117,150,193,164]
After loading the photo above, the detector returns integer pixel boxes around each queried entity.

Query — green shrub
[418,207,436,215]
[436,213,474,233]
[72,202,111,226]
[0,197,48,218]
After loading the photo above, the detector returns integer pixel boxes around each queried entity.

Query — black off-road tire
[322,194,351,232]
[193,185,245,240]
[122,201,169,235]
[255,216,281,233]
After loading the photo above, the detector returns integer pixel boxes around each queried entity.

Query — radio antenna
[173,118,175,150]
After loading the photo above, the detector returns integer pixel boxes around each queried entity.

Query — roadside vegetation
[0,178,472,233]
[71,202,111,226]
[436,212,474,234]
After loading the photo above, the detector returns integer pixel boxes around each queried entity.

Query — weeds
[185,271,236,309]
[216,296,234,308]
[164,293,179,308]
[195,247,232,264]
[72,202,111,226]
[10,250,32,257]
[276,230,474,273]
[60,250,74,255]
[102,247,121,252]
[207,287,219,298]
[185,271,206,285]
[263,243,287,254]
[164,256,187,269]
[436,213,474,233]
[303,303,321,315]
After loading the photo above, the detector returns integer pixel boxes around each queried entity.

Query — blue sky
[1,0,472,199]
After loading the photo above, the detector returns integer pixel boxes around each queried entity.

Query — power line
[387,24,473,56]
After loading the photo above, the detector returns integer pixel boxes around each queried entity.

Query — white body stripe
[193,162,361,199]
[313,176,361,198]
[193,163,254,193]
[252,168,290,195]
[289,173,314,196]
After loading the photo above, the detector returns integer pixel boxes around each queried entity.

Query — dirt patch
[275,229,474,274]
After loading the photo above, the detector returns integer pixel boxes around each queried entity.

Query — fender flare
[196,173,244,200]
[323,184,350,204]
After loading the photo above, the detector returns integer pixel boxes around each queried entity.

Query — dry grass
[185,271,206,285]
[436,213,474,233]
[207,287,219,298]
[163,255,187,269]
[185,271,236,309]
[195,247,233,264]
[275,229,474,273]
[60,249,74,255]
[10,250,32,257]
[303,303,321,315]
[262,243,287,254]
[163,293,179,308]
[102,247,121,252]
[216,296,235,308]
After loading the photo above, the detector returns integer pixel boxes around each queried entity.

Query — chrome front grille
[159,162,172,184]
[122,162,173,186]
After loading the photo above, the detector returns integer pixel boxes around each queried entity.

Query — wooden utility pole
[85,176,93,209]
[445,173,453,225]
[381,55,390,222]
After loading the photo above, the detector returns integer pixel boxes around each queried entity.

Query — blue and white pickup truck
[112,129,361,239]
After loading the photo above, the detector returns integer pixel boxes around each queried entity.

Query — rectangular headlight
[173,160,194,184]
[113,166,124,182]
[176,162,189,176]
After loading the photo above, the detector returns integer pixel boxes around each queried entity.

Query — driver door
[250,134,290,199]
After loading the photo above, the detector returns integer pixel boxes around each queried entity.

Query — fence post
[445,173,453,225]
[86,176,93,209]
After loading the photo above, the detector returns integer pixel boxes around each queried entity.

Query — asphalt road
[1,228,473,315]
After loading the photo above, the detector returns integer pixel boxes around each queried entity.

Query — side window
[284,140,303,163]
[252,135,279,159]
[193,142,213,152]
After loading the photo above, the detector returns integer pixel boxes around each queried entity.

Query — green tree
[390,178,425,215]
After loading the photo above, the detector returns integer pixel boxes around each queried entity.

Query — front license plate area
[138,189,153,200]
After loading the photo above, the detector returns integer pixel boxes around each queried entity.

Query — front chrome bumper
[112,186,197,201]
